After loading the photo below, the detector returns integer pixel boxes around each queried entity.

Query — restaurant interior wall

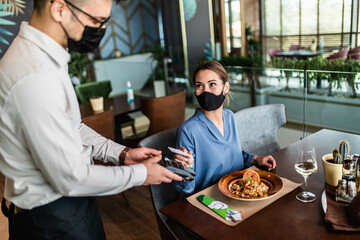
[0,1,32,58]
[98,0,160,59]
[0,1,162,87]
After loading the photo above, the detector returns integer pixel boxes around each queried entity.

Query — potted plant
[343,59,360,98]
[220,54,270,109]
[270,57,306,92]
[322,140,350,186]
[68,52,88,85]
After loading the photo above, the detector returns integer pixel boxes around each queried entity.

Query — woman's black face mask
[195,89,226,111]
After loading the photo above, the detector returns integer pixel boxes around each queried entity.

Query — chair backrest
[82,107,115,141]
[234,104,286,156]
[289,45,301,51]
[139,128,177,158]
[75,80,112,104]
[268,48,281,59]
[140,91,186,137]
[327,48,349,60]
[139,128,180,240]
[347,46,360,60]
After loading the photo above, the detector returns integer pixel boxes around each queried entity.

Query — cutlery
[226,209,240,222]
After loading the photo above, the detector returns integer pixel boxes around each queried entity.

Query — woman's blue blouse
[174,108,254,197]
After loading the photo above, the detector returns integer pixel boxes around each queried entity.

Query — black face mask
[67,26,105,53]
[196,90,226,111]
[61,0,107,54]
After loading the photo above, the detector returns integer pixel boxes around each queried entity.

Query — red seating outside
[327,48,349,60]
[289,45,304,51]
[268,48,282,59]
[347,46,360,60]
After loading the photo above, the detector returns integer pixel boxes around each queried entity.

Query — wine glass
[294,145,318,202]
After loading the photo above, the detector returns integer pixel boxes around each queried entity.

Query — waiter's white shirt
[0,22,147,209]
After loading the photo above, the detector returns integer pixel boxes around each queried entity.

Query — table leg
[114,116,124,144]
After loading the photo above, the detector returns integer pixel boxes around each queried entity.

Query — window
[263,0,360,59]
[225,0,241,53]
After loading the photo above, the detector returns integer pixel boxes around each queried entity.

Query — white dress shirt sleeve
[10,73,147,197]
[78,122,124,165]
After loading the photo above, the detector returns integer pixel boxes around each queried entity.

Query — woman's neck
[201,107,224,136]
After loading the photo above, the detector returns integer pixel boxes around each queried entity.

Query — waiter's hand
[142,155,183,185]
[124,147,161,165]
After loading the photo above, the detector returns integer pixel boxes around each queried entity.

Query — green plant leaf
[1,0,26,16]
[0,4,12,10]
[0,18,15,25]
[0,35,9,44]
[0,27,12,35]
[0,11,13,17]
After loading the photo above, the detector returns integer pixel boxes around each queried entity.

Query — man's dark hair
[33,0,48,12]
[34,1,88,12]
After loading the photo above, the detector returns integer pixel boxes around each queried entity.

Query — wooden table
[80,95,141,142]
[79,95,141,118]
[161,129,360,240]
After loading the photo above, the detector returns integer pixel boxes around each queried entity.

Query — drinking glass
[294,146,318,202]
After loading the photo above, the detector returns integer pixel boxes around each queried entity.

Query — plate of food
[218,169,284,201]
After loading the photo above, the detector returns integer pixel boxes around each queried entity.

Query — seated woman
[174,60,276,197]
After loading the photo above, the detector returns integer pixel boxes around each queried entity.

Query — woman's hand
[173,147,193,167]
[251,155,276,171]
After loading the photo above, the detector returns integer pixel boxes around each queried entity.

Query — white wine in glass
[294,146,318,202]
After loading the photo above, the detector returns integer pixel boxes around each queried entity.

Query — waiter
[0,0,182,239]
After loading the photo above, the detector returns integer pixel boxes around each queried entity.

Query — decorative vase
[90,96,104,112]
[310,42,317,53]
[322,153,343,186]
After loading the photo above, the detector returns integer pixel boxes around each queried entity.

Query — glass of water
[294,146,318,203]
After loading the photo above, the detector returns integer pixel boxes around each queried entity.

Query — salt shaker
[348,181,356,198]
[337,179,347,197]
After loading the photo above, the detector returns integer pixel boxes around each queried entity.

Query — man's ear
[49,0,67,22]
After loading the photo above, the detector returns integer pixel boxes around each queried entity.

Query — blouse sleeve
[242,151,255,167]
[172,127,196,197]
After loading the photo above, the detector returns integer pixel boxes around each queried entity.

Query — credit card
[168,146,192,158]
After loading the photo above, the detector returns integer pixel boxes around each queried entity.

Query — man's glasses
[64,0,110,29]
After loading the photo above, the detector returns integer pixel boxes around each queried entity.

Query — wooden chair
[234,104,286,156]
[75,80,136,135]
[82,107,116,141]
[124,91,186,147]
[139,128,201,240]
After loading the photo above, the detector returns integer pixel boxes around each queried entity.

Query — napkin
[346,192,360,227]
[324,184,360,231]
[196,194,242,221]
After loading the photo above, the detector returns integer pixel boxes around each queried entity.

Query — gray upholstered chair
[234,104,286,156]
[139,128,200,240]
